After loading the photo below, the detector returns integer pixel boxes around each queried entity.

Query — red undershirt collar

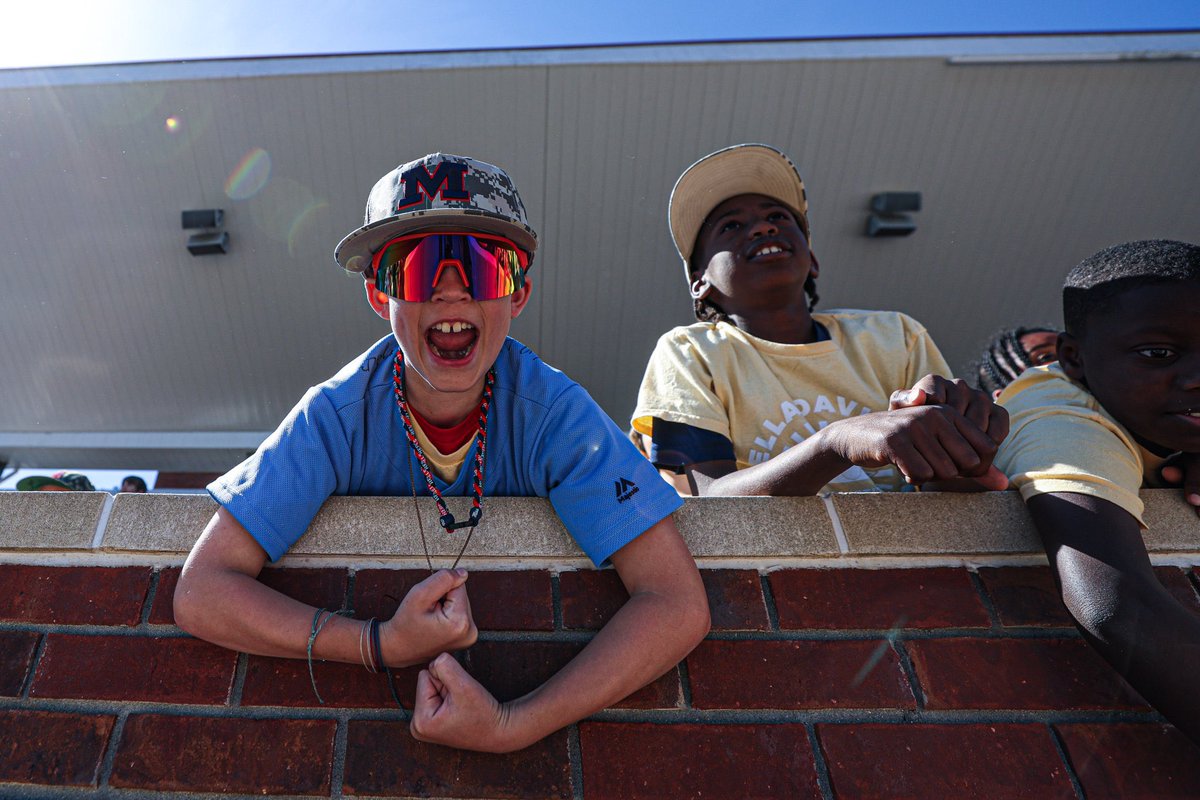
[408,401,483,455]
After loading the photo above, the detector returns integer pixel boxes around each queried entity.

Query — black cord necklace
[392,349,493,573]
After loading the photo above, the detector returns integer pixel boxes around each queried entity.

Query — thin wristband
[370,618,386,671]
[307,608,336,705]
[360,618,377,673]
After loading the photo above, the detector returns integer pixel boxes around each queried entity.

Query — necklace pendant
[443,515,479,531]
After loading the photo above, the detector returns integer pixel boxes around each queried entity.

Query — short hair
[121,475,148,492]
[1063,240,1200,335]
[971,326,1057,395]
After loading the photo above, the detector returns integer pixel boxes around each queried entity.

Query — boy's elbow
[172,571,213,640]
[1060,574,1158,654]
[680,586,711,646]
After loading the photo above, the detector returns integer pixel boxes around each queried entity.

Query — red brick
[0,565,151,625]
[770,567,990,630]
[687,639,915,710]
[463,640,682,710]
[30,634,236,703]
[559,569,626,629]
[0,710,115,787]
[818,723,1072,798]
[353,568,435,620]
[259,566,350,610]
[1055,723,1200,798]
[241,655,422,709]
[343,720,570,798]
[0,630,39,696]
[110,714,334,794]
[1154,566,1200,619]
[580,722,818,799]
[457,570,553,630]
[701,569,770,630]
[356,568,553,631]
[907,637,1146,710]
[977,566,1074,627]
[147,567,180,624]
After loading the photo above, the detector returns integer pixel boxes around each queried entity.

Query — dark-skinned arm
[689,403,1007,496]
[1028,491,1200,745]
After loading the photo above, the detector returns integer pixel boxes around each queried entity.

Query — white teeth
[754,245,783,257]
[432,321,474,333]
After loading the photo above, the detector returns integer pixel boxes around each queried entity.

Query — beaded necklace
[392,349,493,572]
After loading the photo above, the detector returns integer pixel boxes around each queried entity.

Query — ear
[1056,332,1086,383]
[689,274,712,301]
[509,278,533,319]
[808,251,820,280]
[364,279,390,320]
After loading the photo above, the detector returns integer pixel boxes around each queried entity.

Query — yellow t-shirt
[632,310,951,493]
[994,364,1168,527]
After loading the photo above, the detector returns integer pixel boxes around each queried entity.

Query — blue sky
[3,0,1198,69]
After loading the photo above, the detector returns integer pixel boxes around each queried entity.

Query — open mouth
[747,240,792,261]
[427,320,478,361]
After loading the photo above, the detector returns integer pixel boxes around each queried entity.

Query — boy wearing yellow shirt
[634,143,1008,496]
[994,239,1200,745]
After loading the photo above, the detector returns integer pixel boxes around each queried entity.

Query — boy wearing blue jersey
[175,154,709,753]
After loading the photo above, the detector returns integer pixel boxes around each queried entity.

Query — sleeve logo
[614,477,640,503]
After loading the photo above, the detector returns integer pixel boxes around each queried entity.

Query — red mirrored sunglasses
[372,232,529,302]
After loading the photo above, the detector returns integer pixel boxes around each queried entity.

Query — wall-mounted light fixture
[182,209,229,256]
[866,192,920,237]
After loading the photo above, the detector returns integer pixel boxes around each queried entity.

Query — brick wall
[2,491,1198,797]
[3,559,1200,798]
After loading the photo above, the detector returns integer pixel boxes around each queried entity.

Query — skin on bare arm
[408,515,710,753]
[688,400,1007,497]
[174,508,478,668]
[1028,491,1200,744]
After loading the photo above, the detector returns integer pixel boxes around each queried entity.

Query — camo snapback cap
[335,153,539,276]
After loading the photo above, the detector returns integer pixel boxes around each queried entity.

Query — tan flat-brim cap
[669,143,810,279]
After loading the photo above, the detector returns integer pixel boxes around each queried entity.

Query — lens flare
[224,147,271,200]
[164,116,180,132]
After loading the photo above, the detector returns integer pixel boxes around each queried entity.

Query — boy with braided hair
[972,325,1059,398]
[634,143,1008,496]
[175,153,709,753]
[994,239,1200,744]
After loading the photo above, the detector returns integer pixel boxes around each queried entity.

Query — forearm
[1086,577,1200,744]
[1030,492,1200,744]
[698,426,849,496]
[175,561,367,664]
[500,587,709,750]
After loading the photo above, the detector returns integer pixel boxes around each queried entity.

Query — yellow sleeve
[632,329,732,440]
[995,405,1146,527]
[902,316,954,384]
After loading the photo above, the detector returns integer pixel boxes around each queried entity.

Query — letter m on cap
[396,162,470,210]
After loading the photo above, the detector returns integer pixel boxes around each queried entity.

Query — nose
[431,260,471,301]
[1177,354,1200,391]
[748,215,778,238]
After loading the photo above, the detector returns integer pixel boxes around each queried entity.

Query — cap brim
[16,476,73,491]
[335,209,539,275]
[669,143,808,275]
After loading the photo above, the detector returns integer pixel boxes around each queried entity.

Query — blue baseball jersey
[209,336,681,565]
